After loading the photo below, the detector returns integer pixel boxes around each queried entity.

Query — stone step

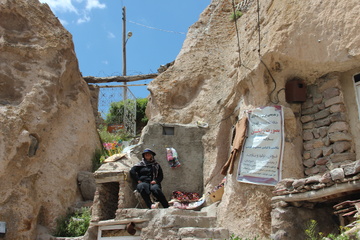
[160,215,217,229]
[166,208,208,217]
[178,227,230,240]
[116,208,207,220]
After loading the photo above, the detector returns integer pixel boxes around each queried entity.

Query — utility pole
[122,6,127,100]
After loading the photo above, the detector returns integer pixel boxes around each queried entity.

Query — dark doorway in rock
[98,182,119,220]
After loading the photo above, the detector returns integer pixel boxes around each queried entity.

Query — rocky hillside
[0,0,100,239]
[147,0,360,238]
[1,0,360,239]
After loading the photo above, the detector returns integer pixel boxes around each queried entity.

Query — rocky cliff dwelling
[1,0,360,239]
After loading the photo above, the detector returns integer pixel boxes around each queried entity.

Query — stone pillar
[301,74,355,176]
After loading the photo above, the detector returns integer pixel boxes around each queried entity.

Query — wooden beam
[83,73,158,83]
[89,84,148,88]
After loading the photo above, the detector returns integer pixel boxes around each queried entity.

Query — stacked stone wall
[301,74,355,176]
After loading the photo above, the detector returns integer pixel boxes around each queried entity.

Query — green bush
[92,148,106,172]
[305,219,351,240]
[54,207,91,237]
[230,10,243,21]
[105,98,148,134]
[98,125,131,143]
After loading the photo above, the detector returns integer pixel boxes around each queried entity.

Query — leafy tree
[105,98,148,134]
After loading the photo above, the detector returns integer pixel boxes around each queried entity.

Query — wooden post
[122,6,127,100]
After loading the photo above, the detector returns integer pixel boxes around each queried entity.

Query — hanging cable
[256,0,261,57]
[127,20,186,35]
[256,0,281,104]
[232,0,243,67]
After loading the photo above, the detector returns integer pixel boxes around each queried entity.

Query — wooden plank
[342,210,358,217]
[93,84,148,88]
[83,74,158,83]
[333,199,360,209]
[334,206,356,215]
[90,218,149,227]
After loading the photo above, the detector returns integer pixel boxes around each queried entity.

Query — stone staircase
[114,207,230,240]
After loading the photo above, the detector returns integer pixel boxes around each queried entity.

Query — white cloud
[86,0,106,11]
[77,14,91,24]
[40,0,106,24]
[102,60,109,65]
[59,18,69,25]
[39,0,78,14]
[107,32,115,39]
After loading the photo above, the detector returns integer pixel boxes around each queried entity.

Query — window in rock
[162,126,175,135]
[98,182,119,220]
[353,73,360,119]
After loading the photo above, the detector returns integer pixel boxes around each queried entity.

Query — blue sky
[39,0,210,98]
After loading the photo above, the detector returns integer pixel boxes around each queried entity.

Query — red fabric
[171,191,200,202]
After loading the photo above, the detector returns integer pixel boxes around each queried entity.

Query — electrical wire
[127,20,186,35]
[232,0,243,67]
[256,0,281,104]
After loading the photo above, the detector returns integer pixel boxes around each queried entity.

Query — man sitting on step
[130,148,169,209]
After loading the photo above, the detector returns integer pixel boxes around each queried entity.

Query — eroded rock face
[146,0,360,238]
[0,0,100,239]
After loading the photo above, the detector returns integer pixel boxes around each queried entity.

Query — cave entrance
[98,182,120,221]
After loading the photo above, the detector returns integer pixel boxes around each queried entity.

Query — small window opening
[353,73,360,119]
[162,126,174,135]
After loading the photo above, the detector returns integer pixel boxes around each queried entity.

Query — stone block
[301,115,314,123]
[313,95,323,105]
[302,106,319,115]
[323,136,331,147]
[318,165,328,173]
[303,130,314,141]
[305,175,321,184]
[292,178,306,188]
[315,156,330,165]
[318,75,340,92]
[327,160,353,170]
[313,139,325,148]
[310,148,323,158]
[330,153,356,163]
[324,96,343,108]
[303,158,315,168]
[314,109,330,120]
[330,168,344,181]
[329,132,353,142]
[313,129,320,139]
[277,178,295,189]
[332,141,351,153]
[304,166,320,176]
[330,104,346,113]
[319,172,332,183]
[342,160,360,176]
[323,87,340,99]
[302,99,313,109]
[77,171,96,201]
[304,141,314,151]
[314,118,331,127]
[303,151,311,160]
[330,112,347,122]
[303,122,315,129]
[318,103,325,110]
[318,127,328,138]
[322,146,333,156]
[328,122,349,133]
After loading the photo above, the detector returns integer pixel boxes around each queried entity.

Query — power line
[127,20,186,35]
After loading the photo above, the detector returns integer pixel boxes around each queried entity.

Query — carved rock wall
[0,0,100,239]
[146,0,360,238]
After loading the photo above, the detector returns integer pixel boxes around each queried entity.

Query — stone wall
[301,73,355,176]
